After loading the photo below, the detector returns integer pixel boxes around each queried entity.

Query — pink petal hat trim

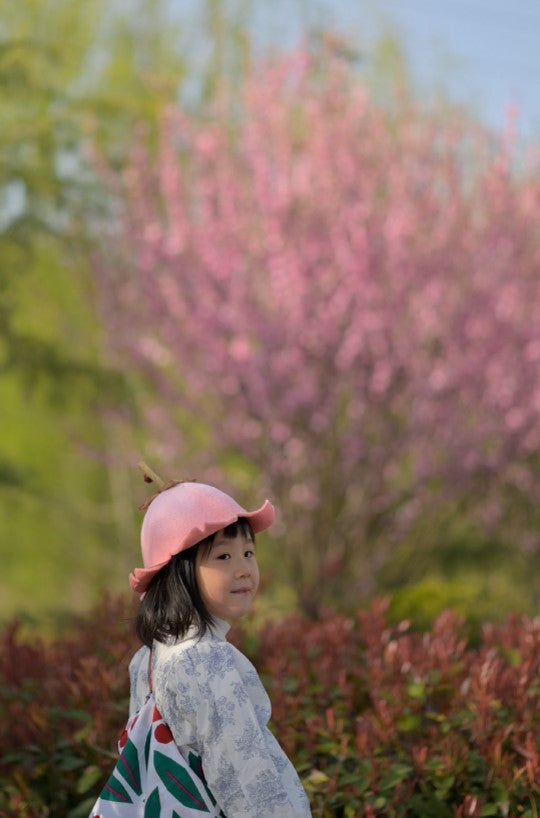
[130,482,274,593]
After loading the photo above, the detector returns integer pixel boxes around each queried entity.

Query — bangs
[198,517,254,559]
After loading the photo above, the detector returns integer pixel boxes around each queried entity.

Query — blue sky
[362,0,540,143]
[173,1,540,145]
[257,0,540,143]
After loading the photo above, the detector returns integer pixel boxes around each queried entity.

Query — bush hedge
[0,597,539,817]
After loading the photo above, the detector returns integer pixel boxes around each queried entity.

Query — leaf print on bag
[89,663,224,818]
[188,752,219,809]
[118,738,142,795]
[187,752,208,789]
[144,786,161,818]
[144,726,152,769]
[100,771,133,803]
[154,750,210,812]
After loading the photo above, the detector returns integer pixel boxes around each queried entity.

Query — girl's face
[195,529,260,622]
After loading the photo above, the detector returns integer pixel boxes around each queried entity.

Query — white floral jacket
[129,618,312,818]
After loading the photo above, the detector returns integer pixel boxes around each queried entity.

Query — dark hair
[136,517,254,647]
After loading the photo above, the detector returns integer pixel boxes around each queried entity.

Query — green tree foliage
[0,0,187,620]
[0,0,308,622]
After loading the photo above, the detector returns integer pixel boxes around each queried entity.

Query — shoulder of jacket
[129,644,149,673]
[153,631,234,667]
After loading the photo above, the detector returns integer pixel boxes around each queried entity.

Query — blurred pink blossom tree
[94,55,540,614]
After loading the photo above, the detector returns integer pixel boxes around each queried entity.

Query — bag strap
[148,649,153,693]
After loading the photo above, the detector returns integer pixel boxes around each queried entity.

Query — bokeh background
[2,0,540,631]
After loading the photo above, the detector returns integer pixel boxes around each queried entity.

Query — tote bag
[89,656,225,818]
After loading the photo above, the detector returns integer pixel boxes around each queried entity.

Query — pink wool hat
[130,481,275,593]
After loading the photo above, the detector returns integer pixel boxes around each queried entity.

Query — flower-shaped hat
[129,466,274,593]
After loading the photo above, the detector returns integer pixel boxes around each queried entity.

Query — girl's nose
[235,558,251,577]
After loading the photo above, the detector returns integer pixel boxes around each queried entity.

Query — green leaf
[48,706,93,723]
[154,750,210,812]
[380,763,413,790]
[100,772,133,804]
[188,752,217,806]
[145,727,152,769]
[56,755,86,772]
[188,751,202,778]
[66,797,98,818]
[145,787,161,818]
[118,738,142,796]
[306,769,330,787]
[433,775,455,798]
[76,765,102,795]
[407,680,426,700]
[396,713,421,732]
[479,805,500,816]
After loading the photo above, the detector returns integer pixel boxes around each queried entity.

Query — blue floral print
[129,618,311,817]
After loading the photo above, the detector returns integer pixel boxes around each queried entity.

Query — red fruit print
[118,729,128,749]
[154,723,173,743]
[152,706,162,723]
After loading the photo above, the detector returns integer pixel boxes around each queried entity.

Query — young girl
[92,474,312,818]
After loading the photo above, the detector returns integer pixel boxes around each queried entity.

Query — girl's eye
[217,553,230,560]
[245,550,255,558]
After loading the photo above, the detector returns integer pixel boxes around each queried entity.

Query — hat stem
[138,461,165,488]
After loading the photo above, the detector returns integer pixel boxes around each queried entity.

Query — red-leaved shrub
[1,596,539,817]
